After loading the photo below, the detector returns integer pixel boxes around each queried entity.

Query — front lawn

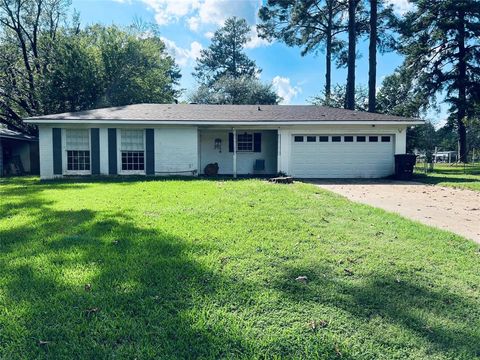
[414,164,480,191]
[0,177,479,359]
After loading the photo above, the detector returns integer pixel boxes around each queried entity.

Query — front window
[121,129,144,171]
[237,133,253,152]
[66,129,90,172]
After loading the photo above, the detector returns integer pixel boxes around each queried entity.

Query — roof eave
[24,119,424,126]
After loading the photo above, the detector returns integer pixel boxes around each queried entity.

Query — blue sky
[71,0,445,125]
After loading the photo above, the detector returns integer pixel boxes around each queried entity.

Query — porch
[199,128,278,177]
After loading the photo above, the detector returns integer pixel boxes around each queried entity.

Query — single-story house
[0,127,39,176]
[24,104,423,180]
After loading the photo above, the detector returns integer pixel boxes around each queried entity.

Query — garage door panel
[291,135,394,178]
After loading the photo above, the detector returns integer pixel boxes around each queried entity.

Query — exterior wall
[278,124,409,175]
[39,126,54,179]
[199,129,277,175]
[99,128,109,175]
[154,127,198,175]
[36,123,409,179]
[394,129,407,155]
[38,125,199,178]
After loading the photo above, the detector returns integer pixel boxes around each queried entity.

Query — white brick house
[24,104,422,179]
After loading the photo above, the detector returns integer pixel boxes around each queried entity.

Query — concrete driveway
[310,180,480,243]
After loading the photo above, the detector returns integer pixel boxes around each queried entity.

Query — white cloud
[204,31,214,39]
[385,0,413,15]
[142,0,200,25]
[141,0,259,30]
[196,0,257,27]
[161,37,203,67]
[187,16,201,31]
[272,76,301,105]
[130,0,271,47]
[245,26,271,49]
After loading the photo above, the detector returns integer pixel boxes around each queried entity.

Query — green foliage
[0,0,71,132]
[189,75,280,105]
[38,25,181,115]
[376,67,427,118]
[310,83,368,111]
[192,17,276,105]
[375,66,435,153]
[398,0,480,111]
[406,122,437,154]
[39,30,104,114]
[0,178,478,358]
[258,0,346,57]
[0,1,181,133]
[93,25,181,106]
[397,0,480,161]
[193,17,259,86]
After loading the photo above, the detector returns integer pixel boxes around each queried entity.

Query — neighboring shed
[0,127,39,176]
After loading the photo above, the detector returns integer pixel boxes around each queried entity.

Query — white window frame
[117,129,146,175]
[62,128,91,175]
[237,132,254,152]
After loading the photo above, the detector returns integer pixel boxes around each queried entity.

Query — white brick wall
[154,127,198,175]
[99,128,109,175]
[38,126,54,179]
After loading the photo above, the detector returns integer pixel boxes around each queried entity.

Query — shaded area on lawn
[273,263,480,357]
[0,186,255,358]
[0,178,479,359]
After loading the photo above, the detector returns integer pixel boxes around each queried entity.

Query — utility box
[394,154,417,180]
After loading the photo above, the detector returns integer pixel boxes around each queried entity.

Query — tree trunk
[345,0,357,110]
[325,2,333,102]
[457,9,468,163]
[368,0,377,113]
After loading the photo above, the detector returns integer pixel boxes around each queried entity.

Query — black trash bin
[394,154,417,180]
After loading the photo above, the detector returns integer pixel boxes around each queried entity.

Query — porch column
[233,128,237,178]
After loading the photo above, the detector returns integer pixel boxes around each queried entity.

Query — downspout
[233,128,237,178]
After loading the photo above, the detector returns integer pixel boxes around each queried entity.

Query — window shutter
[145,129,155,175]
[52,128,62,175]
[228,133,234,152]
[253,133,262,152]
[108,128,117,175]
[91,128,100,175]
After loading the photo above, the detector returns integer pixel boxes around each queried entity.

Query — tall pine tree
[193,17,259,86]
[367,0,395,112]
[192,17,277,105]
[398,0,480,162]
[258,0,346,101]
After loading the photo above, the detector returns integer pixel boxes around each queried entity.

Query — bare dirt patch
[311,180,480,244]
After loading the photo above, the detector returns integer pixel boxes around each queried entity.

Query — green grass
[0,177,479,359]
[414,164,480,191]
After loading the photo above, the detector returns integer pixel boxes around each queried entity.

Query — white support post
[233,128,237,178]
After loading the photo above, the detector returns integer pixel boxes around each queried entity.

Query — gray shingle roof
[25,104,420,123]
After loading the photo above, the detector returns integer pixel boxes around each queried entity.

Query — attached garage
[290,134,395,178]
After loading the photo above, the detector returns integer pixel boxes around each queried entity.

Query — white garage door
[290,134,395,178]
